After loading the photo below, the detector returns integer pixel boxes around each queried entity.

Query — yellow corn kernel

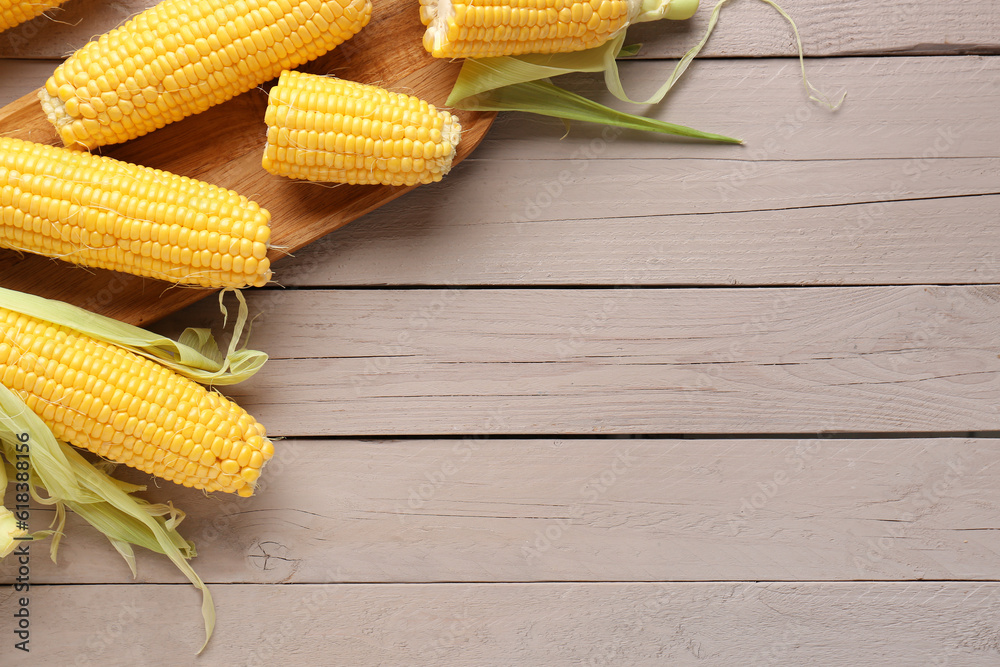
[0,306,273,496]
[0,136,272,288]
[38,0,372,150]
[0,0,67,33]
[420,0,633,58]
[262,71,463,186]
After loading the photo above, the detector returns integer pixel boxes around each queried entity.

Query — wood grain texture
[1,0,997,59]
[280,194,1000,287]
[0,2,494,325]
[3,582,1000,664]
[153,286,1000,436]
[479,57,1000,161]
[1,1,999,663]
[5,438,999,585]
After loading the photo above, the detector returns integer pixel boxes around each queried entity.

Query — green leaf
[447,35,627,106]
[455,79,742,143]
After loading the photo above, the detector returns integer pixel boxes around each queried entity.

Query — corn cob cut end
[261,70,462,187]
[39,87,79,150]
[0,305,275,496]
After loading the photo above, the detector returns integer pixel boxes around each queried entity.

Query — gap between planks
[9,437,1000,585]
[156,285,1000,436]
[6,582,1000,664]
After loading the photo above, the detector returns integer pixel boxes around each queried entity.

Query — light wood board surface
[1,0,999,664]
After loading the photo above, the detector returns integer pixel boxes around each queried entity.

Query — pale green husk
[457,78,741,143]
[0,287,265,385]
[447,0,843,137]
[448,35,739,142]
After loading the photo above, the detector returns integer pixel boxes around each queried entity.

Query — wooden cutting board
[0,0,495,325]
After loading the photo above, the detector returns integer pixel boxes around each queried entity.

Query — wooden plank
[479,57,1000,161]
[155,286,1000,435]
[5,582,1000,663]
[280,190,1000,288]
[6,438,1000,585]
[627,0,1000,58]
[1,0,997,59]
[0,59,50,103]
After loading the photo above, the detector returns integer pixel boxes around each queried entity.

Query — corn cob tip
[262,71,462,186]
[37,88,84,150]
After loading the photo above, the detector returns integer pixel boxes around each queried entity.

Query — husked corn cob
[0,0,67,32]
[420,0,699,58]
[0,306,273,496]
[38,0,372,150]
[0,137,272,288]
[262,70,462,186]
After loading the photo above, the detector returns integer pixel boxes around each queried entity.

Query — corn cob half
[0,136,272,288]
[0,305,273,496]
[0,0,67,33]
[420,0,700,59]
[262,70,462,186]
[38,0,372,150]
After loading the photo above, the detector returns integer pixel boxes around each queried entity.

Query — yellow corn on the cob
[0,136,272,288]
[38,0,372,150]
[262,70,462,186]
[0,306,273,496]
[420,0,699,58]
[0,0,67,33]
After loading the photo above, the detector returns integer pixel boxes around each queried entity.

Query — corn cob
[38,0,372,150]
[420,0,699,59]
[0,305,273,496]
[262,71,462,186]
[0,0,66,33]
[0,136,272,288]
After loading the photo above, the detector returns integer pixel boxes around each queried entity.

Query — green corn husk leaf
[0,382,215,652]
[448,0,842,138]
[448,33,737,141]
[447,34,631,106]
[455,78,742,143]
[0,286,265,385]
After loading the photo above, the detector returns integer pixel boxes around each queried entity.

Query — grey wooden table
[2,0,999,664]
